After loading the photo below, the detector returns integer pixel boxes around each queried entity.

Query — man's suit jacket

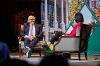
[22,23,43,40]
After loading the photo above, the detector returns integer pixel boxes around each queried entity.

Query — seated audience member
[63,12,84,37]
[0,41,10,62]
[1,58,34,66]
[38,54,69,66]
[0,41,33,66]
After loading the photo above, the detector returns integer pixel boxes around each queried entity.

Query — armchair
[53,24,92,60]
[18,24,46,58]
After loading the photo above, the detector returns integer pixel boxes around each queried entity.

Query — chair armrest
[53,36,80,52]
[54,36,80,46]
[61,36,80,38]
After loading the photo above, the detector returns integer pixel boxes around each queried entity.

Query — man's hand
[30,35,36,41]
[24,35,36,41]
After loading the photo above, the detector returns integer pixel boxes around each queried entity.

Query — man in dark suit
[22,15,42,57]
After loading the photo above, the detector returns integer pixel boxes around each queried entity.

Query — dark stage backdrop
[0,0,41,52]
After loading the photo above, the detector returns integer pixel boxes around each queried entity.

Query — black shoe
[26,47,31,58]
[42,45,49,48]
[28,50,31,58]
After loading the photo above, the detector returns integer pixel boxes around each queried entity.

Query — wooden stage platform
[10,52,100,66]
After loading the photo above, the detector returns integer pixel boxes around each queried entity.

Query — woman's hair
[75,12,84,23]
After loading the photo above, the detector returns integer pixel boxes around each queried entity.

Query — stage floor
[10,52,100,66]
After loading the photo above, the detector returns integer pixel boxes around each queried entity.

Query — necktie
[30,24,33,36]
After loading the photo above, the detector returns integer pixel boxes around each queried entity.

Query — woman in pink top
[63,12,84,37]
[48,12,84,44]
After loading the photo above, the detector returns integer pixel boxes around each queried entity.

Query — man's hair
[28,15,35,20]
[75,12,84,22]
[27,12,36,20]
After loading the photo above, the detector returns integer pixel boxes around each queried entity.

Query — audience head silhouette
[0,41,34,66]
[0,41,10,62]
[0,58,34,66]
[38,54,69,66]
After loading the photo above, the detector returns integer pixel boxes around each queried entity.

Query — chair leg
[19,44,23,57]
[44,52,47,56]
[85,52,87,60]
[19,48,21,57]
[19,48,24,58]
[63,53,71,59]
[78,52,81,60]
[39,51,41,56]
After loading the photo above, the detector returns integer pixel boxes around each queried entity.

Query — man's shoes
[26,46,31,58]
[26,50,31,58]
